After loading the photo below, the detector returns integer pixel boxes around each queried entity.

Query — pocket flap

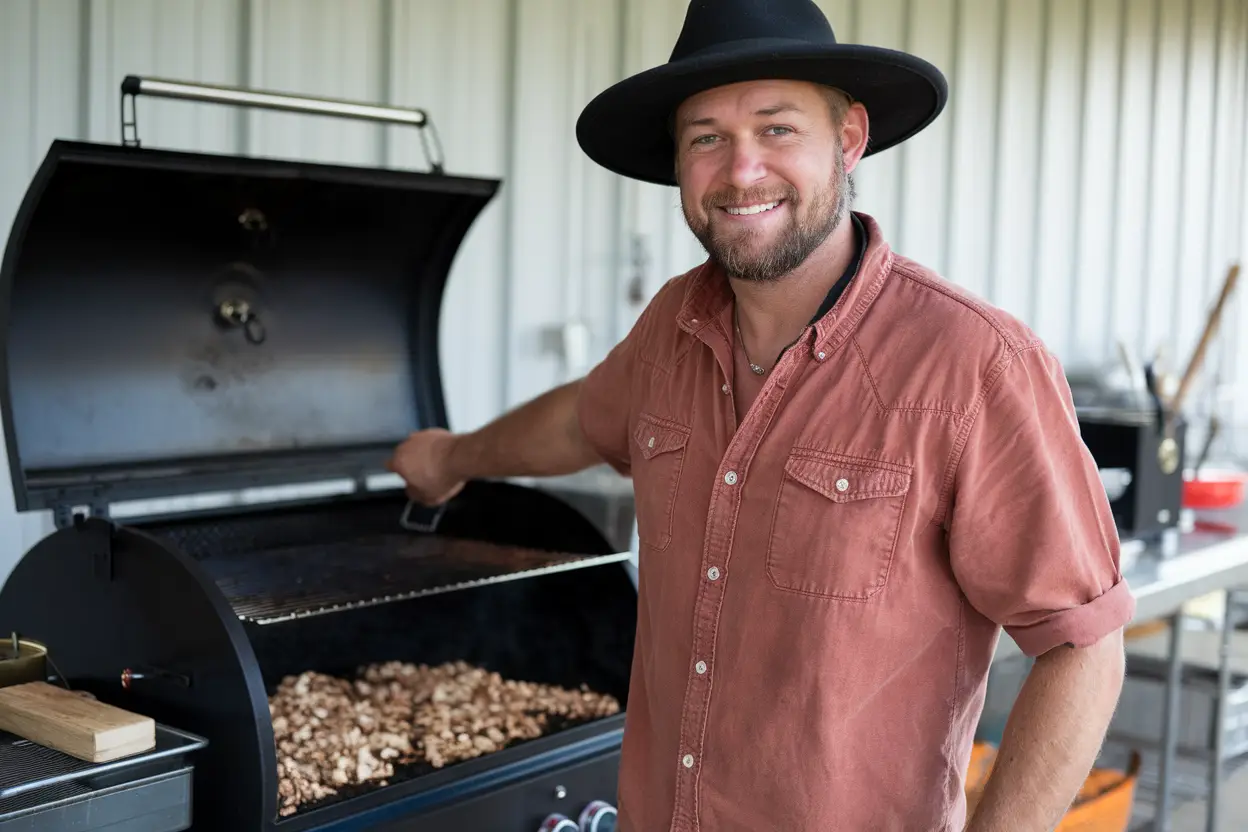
[784,454,910,503]
[633,415,690,460]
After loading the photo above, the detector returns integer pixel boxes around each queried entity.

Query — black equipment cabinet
[0,78,637,832]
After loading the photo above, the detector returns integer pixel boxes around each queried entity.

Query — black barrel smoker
[0,77,637,832]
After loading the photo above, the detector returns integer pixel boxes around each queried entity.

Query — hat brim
[575,40,948,187]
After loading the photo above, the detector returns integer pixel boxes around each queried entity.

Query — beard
[683,146,855,283]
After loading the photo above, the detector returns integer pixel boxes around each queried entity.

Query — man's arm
[446,379,602,480]
[965,631,1126,831]
[387,379,604,505]
[944,344,1135,830]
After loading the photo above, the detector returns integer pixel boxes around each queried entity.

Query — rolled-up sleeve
[947,343,1136,657]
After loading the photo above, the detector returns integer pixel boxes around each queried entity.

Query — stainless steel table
[992,504,1248,831]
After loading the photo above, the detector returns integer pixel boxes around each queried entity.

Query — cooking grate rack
[0,723,206,819]
[198,533,631,625]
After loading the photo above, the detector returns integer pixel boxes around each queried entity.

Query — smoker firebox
[0,78,638,832]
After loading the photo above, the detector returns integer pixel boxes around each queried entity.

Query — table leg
[1156,613,1185,831]
[1207,591,1237,832]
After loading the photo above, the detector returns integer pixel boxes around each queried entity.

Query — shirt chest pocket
[631,414,691,552]
[766,451,912,601]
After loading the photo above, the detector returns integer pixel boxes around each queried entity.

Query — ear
[840,102,870,173]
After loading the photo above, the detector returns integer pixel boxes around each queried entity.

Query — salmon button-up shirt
[577,212,1135,832]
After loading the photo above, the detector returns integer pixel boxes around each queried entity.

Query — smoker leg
[1155,613,1185,832]
[1207,590,1240,832]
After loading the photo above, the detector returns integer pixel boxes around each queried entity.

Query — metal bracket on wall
[117,74,446,174]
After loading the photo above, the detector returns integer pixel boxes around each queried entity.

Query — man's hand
[386,428,466,506]
[965,630,1126,832]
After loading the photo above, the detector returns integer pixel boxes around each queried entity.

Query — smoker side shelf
[195,533,632,625]
[0,723,207,800]
[0,723,207,832]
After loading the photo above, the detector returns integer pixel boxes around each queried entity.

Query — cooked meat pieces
[269,660,620,816]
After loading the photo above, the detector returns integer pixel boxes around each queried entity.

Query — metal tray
[0,722,206,830]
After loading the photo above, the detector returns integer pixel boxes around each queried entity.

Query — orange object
[1056,751,1141,831]
[965,745,1140,831]
[1183,469,1247,510]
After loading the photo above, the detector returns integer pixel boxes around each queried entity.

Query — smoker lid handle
[400,500,446,534]
[118,75,445,173]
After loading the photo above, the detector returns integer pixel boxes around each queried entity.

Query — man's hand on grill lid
[386,428,467,506]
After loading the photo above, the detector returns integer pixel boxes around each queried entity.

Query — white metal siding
[0,0,1247,579]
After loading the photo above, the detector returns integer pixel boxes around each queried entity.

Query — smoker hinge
[57,504,114,582]
[53,501,110,530]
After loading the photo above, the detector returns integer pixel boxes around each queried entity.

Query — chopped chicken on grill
[269,660,620,816]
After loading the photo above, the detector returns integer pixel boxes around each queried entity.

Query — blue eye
[765,125,794,136]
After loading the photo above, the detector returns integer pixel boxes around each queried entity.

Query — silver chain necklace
[734,303,805,376]
[734,304,767,375]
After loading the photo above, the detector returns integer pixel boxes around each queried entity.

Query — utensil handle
[1173,262,1240,413]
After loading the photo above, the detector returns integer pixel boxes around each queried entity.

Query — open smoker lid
[0,139,500,516]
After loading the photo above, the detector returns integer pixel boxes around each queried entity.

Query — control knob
[577,800,618,832]
[538,815,578,832]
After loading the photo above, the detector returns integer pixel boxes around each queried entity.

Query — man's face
[673,80,863,283]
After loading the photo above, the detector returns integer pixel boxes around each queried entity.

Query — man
[388,0,1134,829]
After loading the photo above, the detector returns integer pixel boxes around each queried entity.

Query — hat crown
[669,0,838,62]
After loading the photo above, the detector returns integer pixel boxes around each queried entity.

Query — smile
[722,200,783,216]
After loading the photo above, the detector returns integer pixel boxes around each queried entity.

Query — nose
[726,139,767,190]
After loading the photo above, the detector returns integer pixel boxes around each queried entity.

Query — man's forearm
[446,379,603,481]
[966,630,1126,832]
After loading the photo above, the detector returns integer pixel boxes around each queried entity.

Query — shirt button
[836,478,849,492]
[721,383,729,394]
[707,566,721,581]
[683,754,695,768]
[647,436,655,449]
[816,350,827,361]
[724,471,738,485]
[695,660,707,674]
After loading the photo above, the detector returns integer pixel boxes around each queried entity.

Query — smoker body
[0,83,637,832]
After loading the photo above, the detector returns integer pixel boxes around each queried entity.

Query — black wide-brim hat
[576,0,948,187]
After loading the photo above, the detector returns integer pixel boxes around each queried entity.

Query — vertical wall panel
[896,0,956,276]
[851,0,907,240]
[388,0,512,432]
[504,0,623,408]
[615,0,701,345]
[0,0,85,574]
[1072,0,1125,364]
[1031,0,1086,360]
[1143,0,1188,367]
[945,0,1004,302]
[989,0,1045,324]
[816,0,856,41]
[247,0,385,165]
[1172,0,1220,416]
[1107,1,1159,363]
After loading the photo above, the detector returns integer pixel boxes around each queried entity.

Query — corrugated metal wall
[1,0,1247,572]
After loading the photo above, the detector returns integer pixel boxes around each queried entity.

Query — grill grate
[0,723,206,813]
[198,533,630,625]
[0,736,97,798]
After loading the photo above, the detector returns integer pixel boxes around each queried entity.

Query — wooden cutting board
[0,681,155,762]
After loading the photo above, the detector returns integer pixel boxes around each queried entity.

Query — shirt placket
[668,332,825,832]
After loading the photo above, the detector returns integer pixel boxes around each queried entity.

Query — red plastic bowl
[1183,469,1247,510]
